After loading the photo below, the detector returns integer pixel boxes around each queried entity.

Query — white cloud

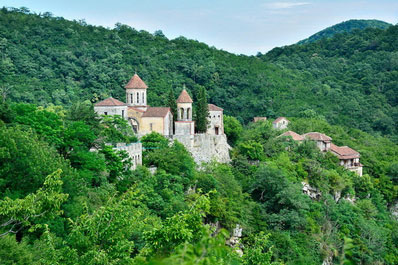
[264,2,310,9]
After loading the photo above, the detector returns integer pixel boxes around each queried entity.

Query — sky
[1,0,397,55]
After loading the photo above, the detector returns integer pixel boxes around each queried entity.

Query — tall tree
[195,86,209,133]
[167,88,177,133]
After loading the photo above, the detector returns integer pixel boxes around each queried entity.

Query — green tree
[167,88,177,133]
[195,86,209,133]
[0,170,68,238]
[224,115,243,146]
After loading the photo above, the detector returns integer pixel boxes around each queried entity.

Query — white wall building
[272,117,289,130]
[94,97,128,119]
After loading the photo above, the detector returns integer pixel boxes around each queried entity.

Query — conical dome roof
[176,89,193,103]
[124,74,148,89]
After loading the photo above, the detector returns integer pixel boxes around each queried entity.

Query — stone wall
[175,121,194,136]
[174,133,231,164]
[114,142,142,170]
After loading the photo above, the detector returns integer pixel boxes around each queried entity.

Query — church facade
[94,73,225,138]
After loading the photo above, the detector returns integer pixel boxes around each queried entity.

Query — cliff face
[173,134,231,165]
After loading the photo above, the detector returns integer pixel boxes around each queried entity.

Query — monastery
[94,73,230,165]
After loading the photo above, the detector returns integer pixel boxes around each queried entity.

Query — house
[253,117,267,122]
[94,97,127,119]
[207,104,224,135]
[272,117,289,130]
[330,143,363,176]
[302,132,332,152]
[141,107,173,136]
[279,131,304,142]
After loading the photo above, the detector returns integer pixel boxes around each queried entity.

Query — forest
[0,7,397,140]
[1,94,398,264]
[1,6,398,265]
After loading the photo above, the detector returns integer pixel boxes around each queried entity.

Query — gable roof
[273,117,289,124]
[176,89,193,103]
[208,104,223,111]
[279,131,304,141]
[330,143,360,159]
[142,107,171,118]
[95,97,126,107]
[124,74,148,89]
[303,132,332,142]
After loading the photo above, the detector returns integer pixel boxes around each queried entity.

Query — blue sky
[1,0,397,54]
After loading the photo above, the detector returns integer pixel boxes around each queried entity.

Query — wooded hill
[297,19,392,44]
[0,7,397,140]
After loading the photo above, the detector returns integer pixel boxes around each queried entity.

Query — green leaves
[0,169,68,238]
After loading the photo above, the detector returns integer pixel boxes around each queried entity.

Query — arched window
[130,94,133,104]
[187,108,190,120]
[180,108,184,120]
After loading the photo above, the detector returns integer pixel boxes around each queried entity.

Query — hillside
[263,25,398,139]
[1,99,398,264]
[297,19,392,44]
[0,7,397,140]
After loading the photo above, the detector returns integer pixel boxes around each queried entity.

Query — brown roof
[208,104,223,111]
[142,107,171,118]
[330,143,360,159]
[176,89,193,103]
[128,106,145,113]
[279,131,304,141]
[273,117,289,124]
[95,97,126,107]
[124,74,148,89]
[303,132,332,142]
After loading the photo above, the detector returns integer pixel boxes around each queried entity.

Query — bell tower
[125,73,148,111]
[174,88,195,135]
[176,88,193,121]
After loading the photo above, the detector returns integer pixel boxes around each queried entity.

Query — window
[180,108,184,120]
[104,112,108,115]
[131,94,133,104]
[142,92,145,104]
[187,108,190,120]
[121,110,124,118]
[137,92,139,104]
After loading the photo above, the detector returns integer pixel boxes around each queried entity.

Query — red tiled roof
[176,89,193,103]
[128,106,145,113]
[95,97,126,106]
[208,104,223,111]
[330,143,360,159]
[142,107,170,118]
[303,132,332,142]
[273,117,289,124]
[124,74,148,89]
[279,131,304,141]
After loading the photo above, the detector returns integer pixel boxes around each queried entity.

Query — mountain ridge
[297,19,392,44]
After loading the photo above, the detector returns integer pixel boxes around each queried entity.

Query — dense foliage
[1,6,398,265]
[1,7,397,141]
[1,94,398,264]
[297,19,391,44]
[263,24,398,140]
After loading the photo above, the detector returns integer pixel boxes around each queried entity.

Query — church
[94,73,225,139]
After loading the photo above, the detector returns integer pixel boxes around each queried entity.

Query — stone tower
[125,74,148,111]
[174,89,195,135]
